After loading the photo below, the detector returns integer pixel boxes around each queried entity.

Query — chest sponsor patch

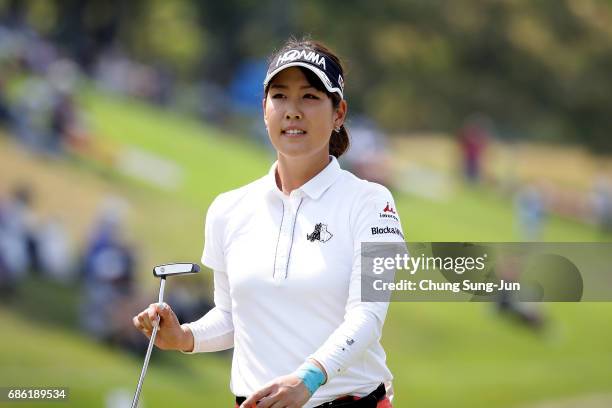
[371,225,404,239]
[307,223,333,243]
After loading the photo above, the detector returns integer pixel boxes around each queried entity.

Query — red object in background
[458,118,490,182]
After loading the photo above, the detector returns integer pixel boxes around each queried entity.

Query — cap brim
[263,62,343,98]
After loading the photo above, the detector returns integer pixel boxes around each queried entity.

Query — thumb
[156,302,175,321]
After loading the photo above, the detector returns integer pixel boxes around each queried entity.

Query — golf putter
[131,263,200,408]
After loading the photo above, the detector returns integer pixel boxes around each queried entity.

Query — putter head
[153,263,200,278]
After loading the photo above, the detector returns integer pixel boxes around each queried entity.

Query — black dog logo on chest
[307,223,333,243]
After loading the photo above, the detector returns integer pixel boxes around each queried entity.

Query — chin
[278,146,314,159]
[272,138,328,160]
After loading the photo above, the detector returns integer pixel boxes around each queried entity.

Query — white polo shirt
[185,156,404,408]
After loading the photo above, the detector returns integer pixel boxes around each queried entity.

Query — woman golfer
[133,38,404,408]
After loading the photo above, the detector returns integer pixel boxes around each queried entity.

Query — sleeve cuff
[179,323,199,354]
[309,350,342,382]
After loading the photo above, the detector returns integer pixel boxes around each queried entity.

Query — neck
[276,151,330,195]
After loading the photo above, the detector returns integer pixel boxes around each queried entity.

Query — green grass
[81,89,271,207]
[1,89,611,408]
[393,183,606,242]
[0,307,232,408]
[384,303,612,407]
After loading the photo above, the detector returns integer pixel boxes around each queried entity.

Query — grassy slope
[0,308,231,408]
[1,90,610,407]
[81,90,271,206]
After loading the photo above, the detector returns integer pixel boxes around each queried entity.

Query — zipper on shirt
[272,200,285,279]
[285,198,303,278]
[273,197,303,280]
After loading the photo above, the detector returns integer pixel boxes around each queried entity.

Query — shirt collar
[265,156,342,200]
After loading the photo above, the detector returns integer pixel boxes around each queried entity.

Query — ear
[334,99,348,128]
[262,97,268,128]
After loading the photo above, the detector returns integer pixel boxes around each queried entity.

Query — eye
[304,93,320,100]
[271,93,286,99]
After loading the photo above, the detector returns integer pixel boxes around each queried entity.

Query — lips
[281,127,307,137]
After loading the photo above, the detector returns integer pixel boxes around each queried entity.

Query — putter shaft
[131,277,166,408]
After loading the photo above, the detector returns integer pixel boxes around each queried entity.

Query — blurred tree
[4,0,612,152]
[191,0,294,85]
[122,0,203,77]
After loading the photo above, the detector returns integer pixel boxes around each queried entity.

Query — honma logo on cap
[264,47,344,98]
[276,49,327,69]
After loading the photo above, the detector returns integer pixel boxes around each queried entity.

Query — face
[263,67,346,160]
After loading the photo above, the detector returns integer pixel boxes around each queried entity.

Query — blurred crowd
[0,22,86,156]
[0,20,177,158]
[0,185,69,289]
[0,185,211,355]
[455,115,612,239]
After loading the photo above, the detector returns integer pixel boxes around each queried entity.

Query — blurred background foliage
[5,0,612,151]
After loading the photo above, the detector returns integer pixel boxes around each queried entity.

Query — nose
[285,104,302,120]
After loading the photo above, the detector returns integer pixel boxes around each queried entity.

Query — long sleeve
[182,195,234,353]
[182,269,234,353]
[310,183,404,380]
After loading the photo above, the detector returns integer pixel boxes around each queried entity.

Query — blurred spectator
[0,185,37,293]
[494,253,545,331]
[457,114,491,183]
[21,29,57,75]
[341,116,392,186]
[36,217,74,284]
[0,77,13,127]
[515,184,546,241]
[12,76,55,151]
[11,73,88,155]
[47,58,86,150]
[198,80,232,124]
[49,90,77,151]
[0,23,89,155]
[80,197,137,346]
[94,48,174,104]
[591,177,612,234]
